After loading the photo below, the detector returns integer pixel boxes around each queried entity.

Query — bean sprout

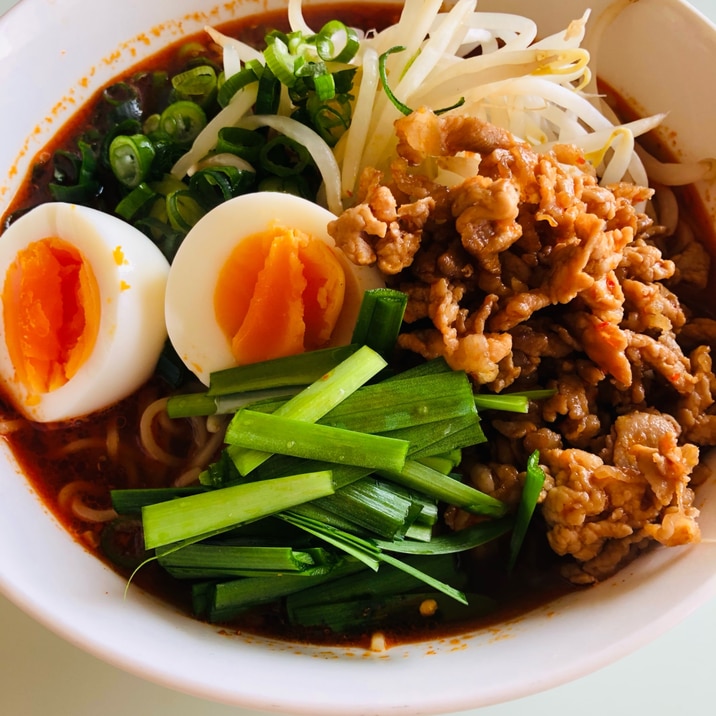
[169,0,714,215]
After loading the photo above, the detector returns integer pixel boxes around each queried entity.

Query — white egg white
[0,202,170,422]
[165,192,385,385]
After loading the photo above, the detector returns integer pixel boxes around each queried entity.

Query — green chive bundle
[108,290,547,635]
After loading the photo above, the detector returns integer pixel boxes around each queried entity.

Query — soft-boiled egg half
[165,192,385,385]
[0,202,170,422]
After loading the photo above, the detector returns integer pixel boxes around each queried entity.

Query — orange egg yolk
[2,237,100,397]
[214,226,346,365]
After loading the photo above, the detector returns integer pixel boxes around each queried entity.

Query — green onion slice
[378,46,413,116]
[171,65,217,105]
[259,135,312,176]
[165,190,205,233]
[378,45,464,117]
[351,287,408,359]
[217,65,260,107]
[255,63,281,115]
[312,71,336,102]
[315,21,360,63]
[264,36,298,86]
[108,134,156,188]
[159,100,207,144]
[216,126,265,162]
[49,141,100,203]
[188,165,255,208]
[114,181,156,220]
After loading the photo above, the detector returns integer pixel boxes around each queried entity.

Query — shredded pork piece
[328,108,716,584]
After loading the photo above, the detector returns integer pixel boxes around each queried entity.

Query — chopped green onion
[171,65,217,106]
[381,460,507,518]
[159,100,207,144]
[285,554,462,615]
[215,126,265,162]
[379,552,466,604]
[141,470,336,550]
[102,81,140,109]
[474,394,529,413]
[114,181,156,220]
[376,517,513,555]
[188,165,255,207]
[156,543,336,579]
[378,46,464,117]
[350,287,408,359]
[111,486,206,514]
[312,71,336,102]
[378,46,413,116]
[508,450,546,570]
[288,591,494,633]
[166,386,302,419]
[208,344,359,396]
[134,215,185,262]
[280,510,382,571]
[226,410,409,473]
[303,93,352,146]
[264,36,299,86]
[256,174,312,198]
[49,141,100,203]
[255,63,281,115]
[143,113,161,134]
[313,476,423,540]
[217,65,260,107]
[285,30,305,55]
[150,172,188,196]
[108,134,156,188]
[320,369,476,434]
[102,82,143,123]
[165,189,205,232]
[315,20,360,63]
[226,344,387,474]
[259,135,311,176]
[202,558,367,622]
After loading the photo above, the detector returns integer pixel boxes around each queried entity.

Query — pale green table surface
[1,1,716,714]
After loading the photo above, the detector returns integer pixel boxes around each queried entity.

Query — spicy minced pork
[329,107,716,585]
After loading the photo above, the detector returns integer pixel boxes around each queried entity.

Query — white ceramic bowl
[1,1,715,714]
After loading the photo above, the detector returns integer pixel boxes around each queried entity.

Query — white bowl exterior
[1,1,715,714]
